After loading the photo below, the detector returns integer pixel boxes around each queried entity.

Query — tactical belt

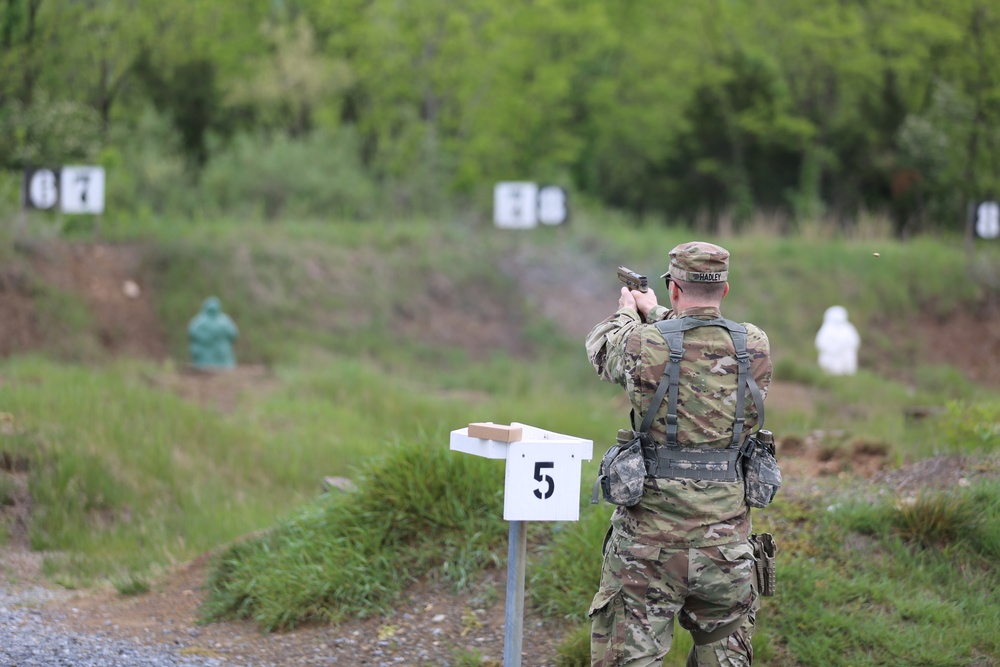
[690,614,747,646]
[639,317,766,482]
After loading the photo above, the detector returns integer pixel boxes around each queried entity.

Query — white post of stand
[450,422,593,667]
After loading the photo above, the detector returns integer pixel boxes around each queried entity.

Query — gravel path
[0,565,568,667]
[0,585,224,667]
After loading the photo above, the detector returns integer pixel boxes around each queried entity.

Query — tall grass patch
[770,478,1000,665]
[201,435,507,631]
[528,505,610,621]
[0,357,295,580]
[244,354,484,485]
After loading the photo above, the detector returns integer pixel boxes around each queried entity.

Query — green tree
[228,15,353,137]
[0,0,48,105]
[567,0,706,217]
[0,92,100,168]
[751,0,964,230]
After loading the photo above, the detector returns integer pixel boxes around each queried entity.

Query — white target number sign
[449,422,592,522]
[22,165,105,215]
[25,168,59,210]
[61,166,105,214]
[504,442,584,521]
[493,182,569,228]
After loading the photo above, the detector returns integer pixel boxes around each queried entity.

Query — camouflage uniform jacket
[586,304,772,548]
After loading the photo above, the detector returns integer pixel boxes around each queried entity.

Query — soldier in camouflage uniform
[586,242,772,667]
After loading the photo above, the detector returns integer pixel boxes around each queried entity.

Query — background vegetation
[2,0,999,234]
[1,1,999,664]
[0,213,997,665]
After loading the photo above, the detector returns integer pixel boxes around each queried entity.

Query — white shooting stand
[450,422,593,667]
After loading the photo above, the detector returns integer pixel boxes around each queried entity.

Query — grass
[765,478,1000,666]
[200,435,508,631]
[112,571,152,596]
[0,352,508,582]
[0,212,998,664]
[0,471,17,506]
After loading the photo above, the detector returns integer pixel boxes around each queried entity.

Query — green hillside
[0,214,998,666]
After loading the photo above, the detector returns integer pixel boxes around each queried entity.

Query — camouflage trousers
[589,531,758,667]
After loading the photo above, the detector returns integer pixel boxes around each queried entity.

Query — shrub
[0,92,101,169]
[101,106,196,221]
[198,129,376,221]
[112,572,151,596]
[555,624,590,667]
[893,492,979,549]
[936,401,1000,454]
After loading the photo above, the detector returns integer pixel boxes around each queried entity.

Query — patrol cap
[660,241,730,283]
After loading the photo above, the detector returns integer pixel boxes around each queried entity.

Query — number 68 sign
[450,422,593,522]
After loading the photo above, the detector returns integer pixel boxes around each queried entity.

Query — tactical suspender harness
[641,317,766,482]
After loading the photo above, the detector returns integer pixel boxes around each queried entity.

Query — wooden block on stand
[467,422,523,442]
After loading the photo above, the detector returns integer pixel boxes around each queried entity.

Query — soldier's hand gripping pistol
[617,266,648,293]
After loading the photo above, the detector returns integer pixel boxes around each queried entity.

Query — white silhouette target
[976,201,999,240]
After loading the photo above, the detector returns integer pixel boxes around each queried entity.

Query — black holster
[750,532,776,597]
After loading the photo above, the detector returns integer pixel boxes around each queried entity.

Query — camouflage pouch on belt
[743,429,782,509]
[590,430,646,507]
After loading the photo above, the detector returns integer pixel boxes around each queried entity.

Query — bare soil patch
[142,364,279,414]
[920,307,1000,387]
[26,240,169,359]
[47,556,565,667]
[0,267,41,357]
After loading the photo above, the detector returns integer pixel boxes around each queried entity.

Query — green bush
[892,493,978,549]
[0,93,101,169]
[199,130,376,221]
[937,400,1000,453]
[0,471,17,506]
[112,572,151,596]
[101,107,197,222]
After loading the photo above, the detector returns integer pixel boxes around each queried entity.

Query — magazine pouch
[591,431,646,507]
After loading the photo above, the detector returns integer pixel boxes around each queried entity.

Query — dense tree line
[1,0,998,233]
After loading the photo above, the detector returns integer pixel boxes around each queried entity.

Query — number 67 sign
[450,422,593,521]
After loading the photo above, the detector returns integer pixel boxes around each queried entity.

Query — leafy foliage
[3,1,1000,227]
[198,130,376,220]
[0,94,102,168]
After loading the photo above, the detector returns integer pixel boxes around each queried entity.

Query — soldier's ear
[721,283,730,300]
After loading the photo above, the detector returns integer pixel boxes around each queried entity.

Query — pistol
[617,266,648,293]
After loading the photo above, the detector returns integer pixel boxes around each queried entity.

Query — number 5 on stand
[504,439,588,521]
